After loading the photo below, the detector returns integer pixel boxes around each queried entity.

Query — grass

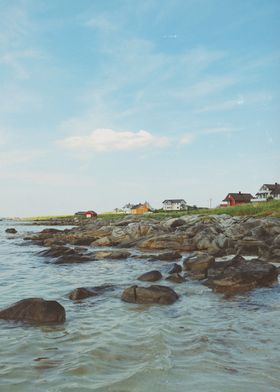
[19,214,74,221]
[99,200,280,219]
[18,200,280,221]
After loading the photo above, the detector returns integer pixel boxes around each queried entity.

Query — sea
[0,220,279,392]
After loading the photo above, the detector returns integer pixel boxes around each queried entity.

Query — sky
[0,0,279,217]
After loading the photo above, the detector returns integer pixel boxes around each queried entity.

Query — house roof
[263,183,280,195]
[223,193,253,202]
[163,199,186,203]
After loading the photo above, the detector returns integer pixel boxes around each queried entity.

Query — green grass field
[98,200,280,219]
[20,200,280,221]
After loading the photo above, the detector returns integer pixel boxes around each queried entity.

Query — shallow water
[0,221,279,392]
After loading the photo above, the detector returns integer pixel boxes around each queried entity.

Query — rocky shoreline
[1,214,279,324]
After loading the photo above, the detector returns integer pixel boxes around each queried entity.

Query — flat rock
[0,298,65,324]
[93,250,131,260]
[137,270,162,282]
[121,285,179,305]
[183,254,215,273]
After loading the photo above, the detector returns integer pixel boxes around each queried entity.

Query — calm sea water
[0,220,279,392]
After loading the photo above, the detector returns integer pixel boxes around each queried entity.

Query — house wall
[131,206,149,214]
[163,202,186,211]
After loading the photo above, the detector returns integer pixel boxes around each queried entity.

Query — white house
[252,183,280,202]
[162,199,187,211]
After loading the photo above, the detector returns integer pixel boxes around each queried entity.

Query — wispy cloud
[0,49,44,79]
[197,92,272,113]
[58,128,170,152]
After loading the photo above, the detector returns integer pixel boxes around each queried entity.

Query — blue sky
[0,0,279,216]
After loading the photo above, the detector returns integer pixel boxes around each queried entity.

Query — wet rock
[5,228,17,234]
[93,250,131,260]
[183,254,215,273]
[121,285,179,305]
[205,255,279,295]
[54,254,93,264]
[149,251,182,261]
[165,273,185,283]
[0,298,65,324]
[69,284,114,300]
[38,246,80,258]
[168,263,183,274]
[137,270,162,282]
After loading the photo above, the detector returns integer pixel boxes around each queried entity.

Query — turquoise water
[0,221,280,392]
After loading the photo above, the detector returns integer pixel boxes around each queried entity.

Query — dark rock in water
[5,228,17,234]
[54,254,93,264]
[121,285,179,305]
[69,284,115,300]
[165,273,185,283]
[40,228,62,235]
[168,263,182,274]
[38,246,80,258]
[205,255,279,295]
[0,298,65,324]
[137,270,162,282]
[183,253,215,279]
[69,287,98,300]
[150,251,182,261]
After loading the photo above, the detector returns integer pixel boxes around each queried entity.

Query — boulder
[137,270,162,282]
[121,285,179,305]
[5,228,17,234]
[0,298,65,323]
[205,255,279,295]
[183,254,215,273]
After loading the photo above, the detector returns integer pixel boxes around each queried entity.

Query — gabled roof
[263,183,280,195]
[163,199,186,203]
[223,193,253,202]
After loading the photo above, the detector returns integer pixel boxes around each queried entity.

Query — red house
[75,210,97,218]
[220,192,253,207]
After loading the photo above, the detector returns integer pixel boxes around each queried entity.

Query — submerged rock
[121,285,179,305]
[168,263,183,274]
[165,273,185,283]
[137,270,162,282]
[69,285,115,300]
[5,228,17,234]
[0,298,65,324]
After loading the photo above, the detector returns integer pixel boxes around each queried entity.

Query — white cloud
[58,128,170,152]
[180,133,195,144]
